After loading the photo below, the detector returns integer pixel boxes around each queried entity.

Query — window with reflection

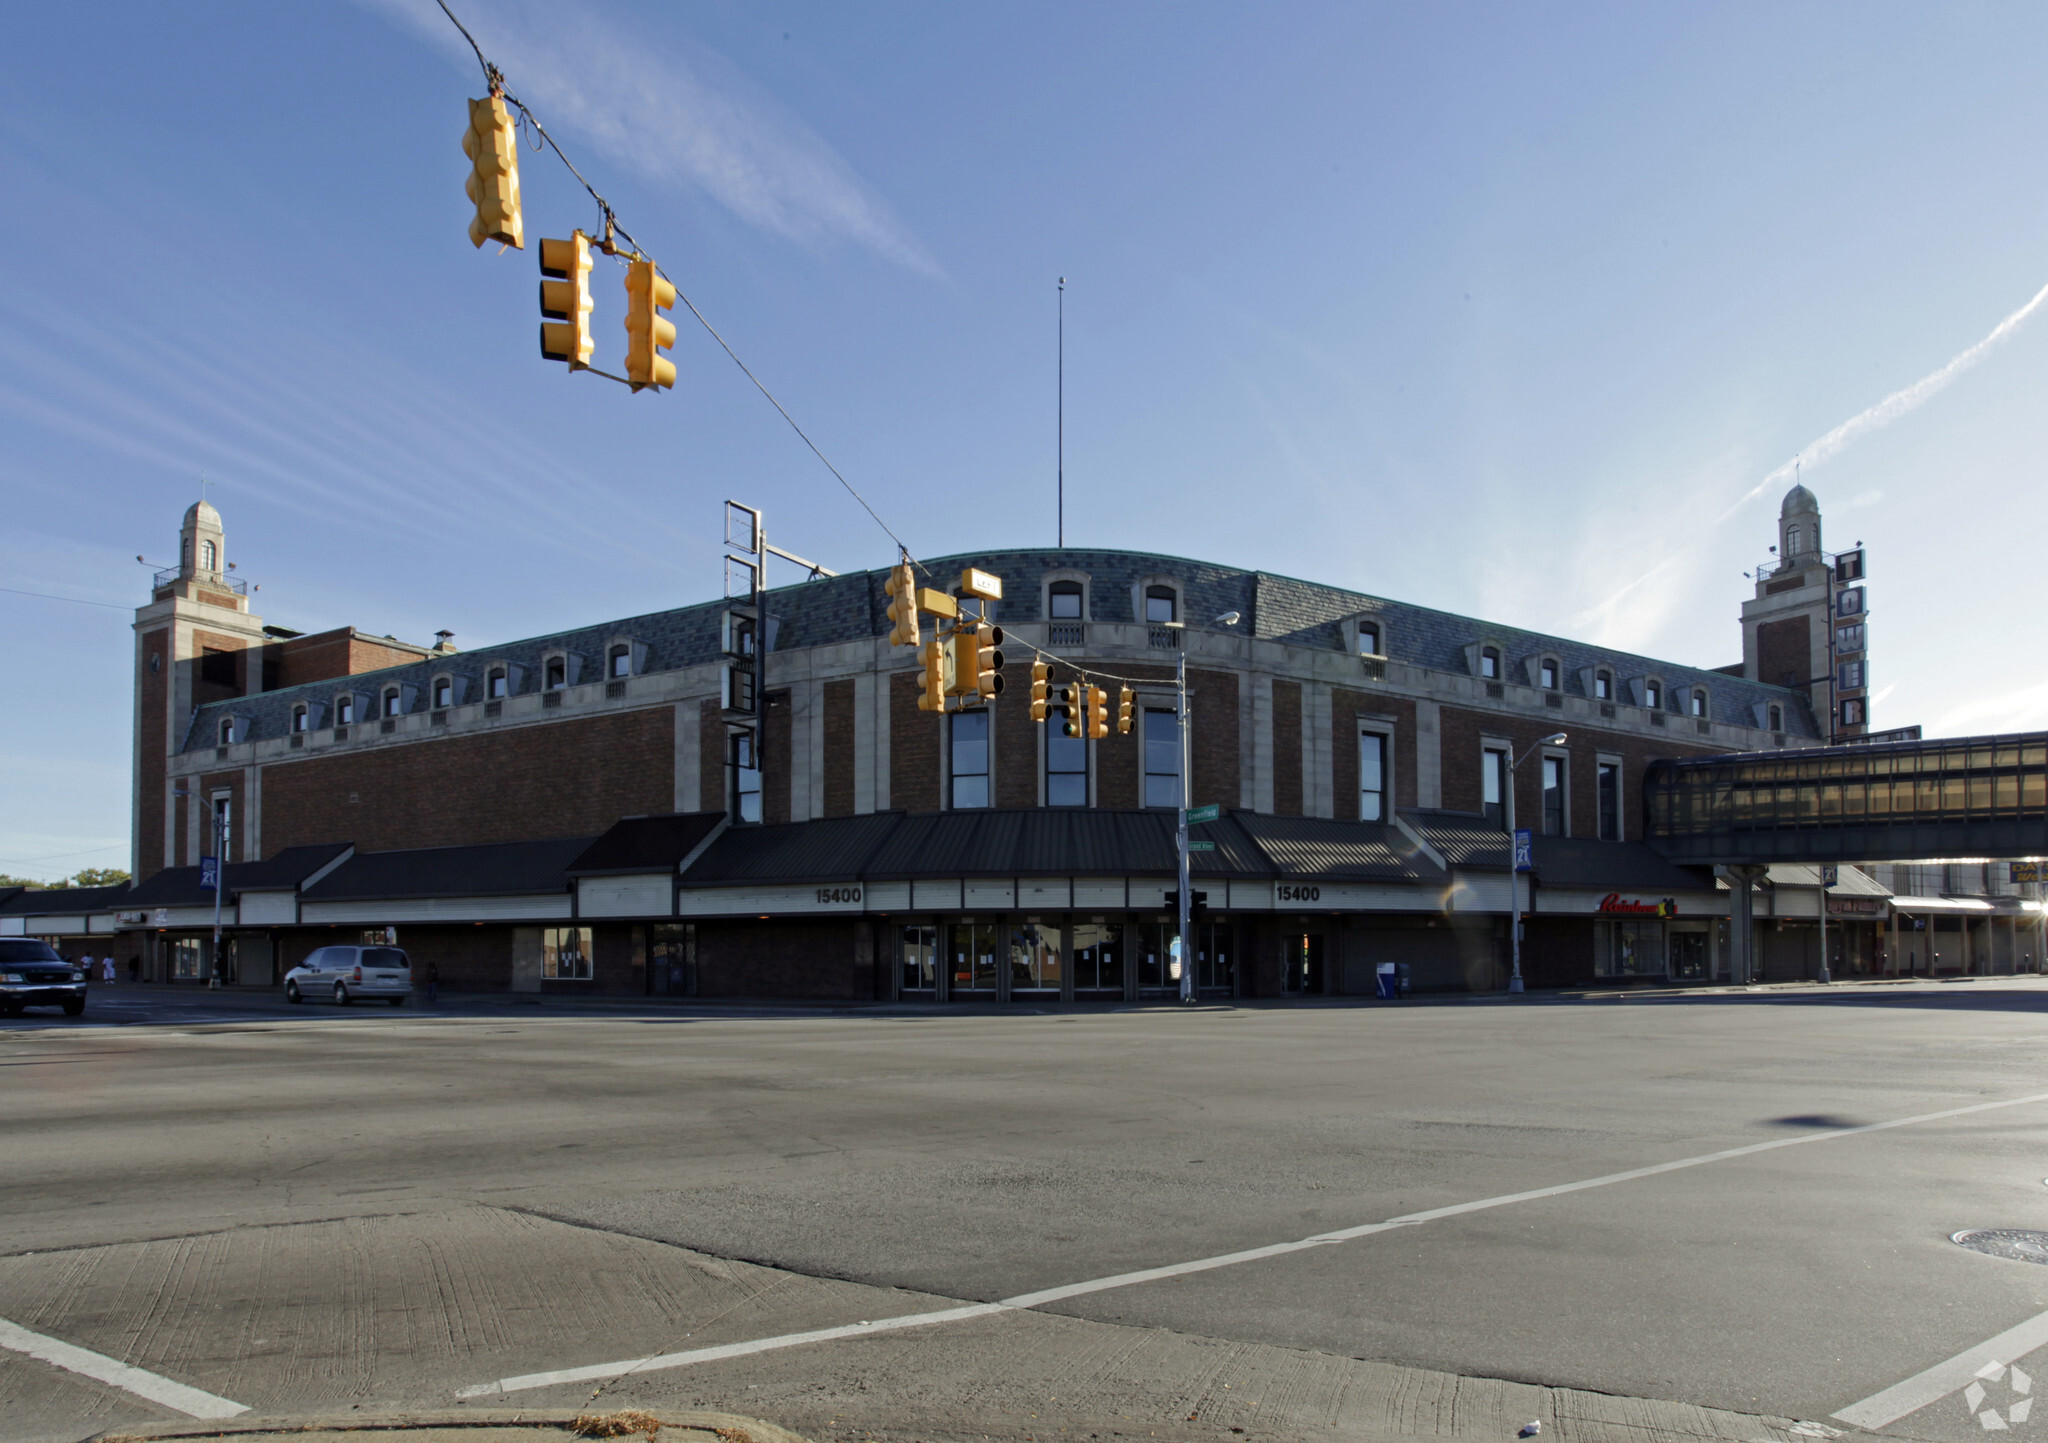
[1008,922,1062,993]
[1143,709,1181,808]
[731,731,762,823]
[434,678,452,709]
[1071,922,1123,992]
[1595,671,1612,701]
[1540,659,1559,690]
[898,925,937,993]
[336,695,355,726]
[1598,761,1620,841]
[542,926,593,980]
[488,667,508,698]
[1542,756,1566,835]
[1482,747,1508,825]
[544,657,567,690]
[951,710,990,808]
[1049,581,1083,619]
[947,920,999,992]
[610,644,632,678]
[1359,732,1386,821]
[1691,689,1707,717]
[383,689,402,718]
[291,705,309,734]
[1480,647,1500,679]
[1358,621,1382,656]
[1145,586,1178,624]
[1645,680,1663,709]
[1046,720,1087,806]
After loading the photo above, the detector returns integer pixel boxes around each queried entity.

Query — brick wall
[822,679,857,817]
[1757,616,1810,691]
[1191,668,1239,811]
[270,630,433,689]
[138,627,169,878]
[1332,689,1419,818]
[696,917,870,999]
[1272,680,1303,816]
[1436,705,1724,836]
[890,670,940,812]
[699,698,725,815]
[193,628,249,709]
[258,707,675,854]
[764,689,792,825]
[994,672,1037,809]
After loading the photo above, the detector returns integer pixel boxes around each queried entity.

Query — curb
[85,1407,810,1443]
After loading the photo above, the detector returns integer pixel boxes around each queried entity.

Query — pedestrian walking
[102,956,115,985]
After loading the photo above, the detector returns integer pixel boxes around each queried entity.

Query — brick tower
[1739,484,1869,742]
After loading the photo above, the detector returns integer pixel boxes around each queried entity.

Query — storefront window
[1134,920,1173,989]
[1596,919,1664,976]
[1668,928,1709,980]
[649,923,693,995]
[1071,923,1123,992]
[543,926,593,980]
[170,937,205,980]
[899,925,937,992]
[948,921,999,992]
[1008,922,1063,992]
[1196,922,1235,992]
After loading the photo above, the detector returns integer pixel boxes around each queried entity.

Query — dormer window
[1480,647,1500,680]
[218,717,234,745]
[336,695,356,726]
[1769,704,1784,731]
[1595,670,1612,701]
[545,658,567,690]
[609,644,632,678]
[1049,582,1083,619]
[382,688,402,718]
[1644,680,1662,709]
[1145,586,1178,624]
[291,705,309,733]
[1358,621,1382,656]
[433,678,453,709]
[487,667,508,699]
[1539,659,1559,690]
[1690,689,1707,717]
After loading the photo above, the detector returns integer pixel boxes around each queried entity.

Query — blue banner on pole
[1512,829,1533,873]
[199,856,219,891]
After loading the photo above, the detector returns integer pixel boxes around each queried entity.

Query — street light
[1504,732,1567,996]
[1169,610,1242,1003]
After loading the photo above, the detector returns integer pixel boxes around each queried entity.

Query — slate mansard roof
[182,547,1820,751]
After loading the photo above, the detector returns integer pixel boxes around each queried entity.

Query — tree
[0,874,47,890]
[68,867,132,889]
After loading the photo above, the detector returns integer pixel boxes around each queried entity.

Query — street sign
[2012,862,2042,884]
[1186,804,1220,826]
[199,856,220,891]
[1512,829,1533,873]
[1186,839,1216,852]
[1819,865,1839,887]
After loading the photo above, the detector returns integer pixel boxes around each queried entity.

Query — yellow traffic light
[1117,686,1134,734]
[1060,682,1083,738]
[1029,662,1050,723]
[622,260,677,391]
[919,637,948,712]
[975,625,1006,698]
[463,95,523,250]
[538,232,594,368]
[884,562,920,649]
[946,625,981,698]
[1088,685,1110,740]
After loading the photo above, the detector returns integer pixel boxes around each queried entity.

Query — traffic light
[1117,686,1134,734]
[884,562,920,649]
[462,95,523,250]
[622,260,677,391]
[1088,685,1110,740]
[974,625,1006,698]
[1060,682,1083,737]
[1029,662,1050,723]
[538,232,594,368]
[946,624,981,698]
[919,637,948,712]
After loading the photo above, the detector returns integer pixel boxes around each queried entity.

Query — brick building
[76,489,1883,998]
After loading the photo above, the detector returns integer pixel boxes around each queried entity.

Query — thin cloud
[360,0,940,276]
[1723,276,2048,519]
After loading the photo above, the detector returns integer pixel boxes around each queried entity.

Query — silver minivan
[285,945,413,1006]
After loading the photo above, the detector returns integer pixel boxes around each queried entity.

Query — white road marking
[0,1316,249,1419]
[458,1087,2048,1399]
[1833,1315,2048,1430]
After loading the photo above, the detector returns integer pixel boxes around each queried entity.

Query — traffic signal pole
[1177,641,1194,1004]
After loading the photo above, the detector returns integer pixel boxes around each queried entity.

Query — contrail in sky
[1723,275,2048,518]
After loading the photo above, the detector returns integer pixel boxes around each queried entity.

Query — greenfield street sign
[1187,840,1216,852]
[1186,804,1221,825]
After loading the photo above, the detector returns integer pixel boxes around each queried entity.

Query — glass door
[1668,929,1708,980]
[948,921,1000,996]
[1196,922,1235,993]
[1007,922,1063,997]
[1071,923,1124,996]
[898,924,937,996]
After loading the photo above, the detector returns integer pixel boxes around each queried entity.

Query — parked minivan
[284,946,413,1006]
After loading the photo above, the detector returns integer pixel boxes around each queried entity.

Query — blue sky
[3,2,2045,880]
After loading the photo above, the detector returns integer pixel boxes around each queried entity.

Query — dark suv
[0,940,88,1017]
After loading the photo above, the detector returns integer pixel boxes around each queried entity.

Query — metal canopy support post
[209,803,227,989]
[1725,864,1769,983]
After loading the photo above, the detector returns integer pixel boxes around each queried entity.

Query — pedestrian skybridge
[1645,731,2048,864]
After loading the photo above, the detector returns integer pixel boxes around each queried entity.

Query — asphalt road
[5,982,2048,1443]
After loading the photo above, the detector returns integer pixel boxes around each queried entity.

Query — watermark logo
[1965,1361,2032,1430]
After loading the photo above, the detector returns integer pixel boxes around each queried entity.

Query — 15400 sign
[1277,884,1321,903]
[814,886,862,905]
